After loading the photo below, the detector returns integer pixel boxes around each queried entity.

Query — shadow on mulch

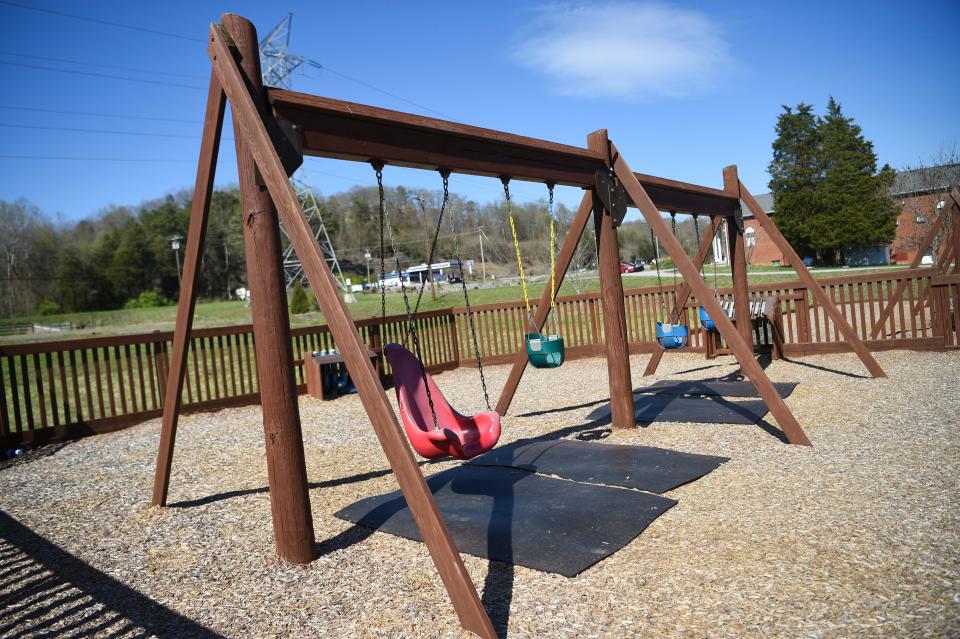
[0,510,224,639]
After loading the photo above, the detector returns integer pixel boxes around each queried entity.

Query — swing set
[150,15,889,638]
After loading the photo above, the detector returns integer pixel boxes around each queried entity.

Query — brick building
[715,164,960,266]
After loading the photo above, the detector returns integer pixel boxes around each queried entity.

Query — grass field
[0,264,910,344]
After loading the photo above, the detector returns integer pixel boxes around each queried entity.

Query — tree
[768,103,821,259]
[769,99,898,265]
[289,282,311,315]
[817,98,897,263]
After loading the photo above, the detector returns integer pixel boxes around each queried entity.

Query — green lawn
[0,265,911,344]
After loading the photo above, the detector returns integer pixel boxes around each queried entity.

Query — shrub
[289,282,311,315]
[36,300,60,316]
[124,290,166,309]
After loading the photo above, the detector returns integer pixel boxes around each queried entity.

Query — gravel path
[1,350,958,638]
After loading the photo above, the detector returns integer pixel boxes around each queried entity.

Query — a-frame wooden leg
[723,168,753,347]
[738,181,886,378]
[209,19,496,638]
[589,130,635,430]
[152,73,226,507]
[870,187,955,337]
[643,213,716,376]
[495,191,593,415]
[612,148,811,446]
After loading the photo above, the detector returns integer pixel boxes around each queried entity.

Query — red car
[620,261,638,274]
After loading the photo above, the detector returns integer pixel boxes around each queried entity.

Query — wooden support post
[588,130,635,430]
[152,74,226,507]
[870,188,954,337]
[221,14,314,564]
[723,167,752,347]
[612,147,811,446]
[950,187,960,274]
[495,191,593,415]
[738,181,886,378]
[209,19,496,637]
[642,213,717,376]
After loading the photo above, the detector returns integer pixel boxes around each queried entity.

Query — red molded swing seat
[384,343,501,460]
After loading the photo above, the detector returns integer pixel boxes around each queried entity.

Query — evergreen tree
[768,103,821,258]
[769,99,897,265]
[817,98,897,264]
[288,282,311,315]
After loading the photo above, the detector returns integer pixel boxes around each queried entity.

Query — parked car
[446,273,463,284]
[620,261,643,274]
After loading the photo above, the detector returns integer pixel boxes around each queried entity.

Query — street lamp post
[364,249,372,287]
[170,235,183,287]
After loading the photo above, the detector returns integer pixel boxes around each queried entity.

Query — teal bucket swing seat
[525,332,565,368]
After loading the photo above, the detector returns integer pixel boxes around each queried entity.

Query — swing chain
[502,177,537,333]
[546,181,560,336]
[446,186,492,411]
[373,161,387,322]
[373,162,440,431]
[670,212,679,314]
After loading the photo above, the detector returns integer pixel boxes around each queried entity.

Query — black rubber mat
[335,465,676,577]
[637,379,798,398]
[586,394,770,425]
[467,439,727,493]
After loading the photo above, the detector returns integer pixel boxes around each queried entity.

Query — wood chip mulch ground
[1,350,958,638]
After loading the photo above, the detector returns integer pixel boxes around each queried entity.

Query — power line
[0,105,198,124]
[0,122,205,139]
[0,0,205,43]
[0,60,205,90]
[0,154,202,163]
[0,51,206,80]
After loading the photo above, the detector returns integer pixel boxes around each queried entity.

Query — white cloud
[512,2,732,99]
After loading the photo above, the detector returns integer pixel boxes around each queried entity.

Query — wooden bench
[304,350,379,400]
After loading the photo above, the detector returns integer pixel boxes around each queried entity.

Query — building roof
[890,163,960,196]
[742,192,774,218]
[743,164,959,218]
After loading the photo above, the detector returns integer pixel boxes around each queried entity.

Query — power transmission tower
[259,14,346,290]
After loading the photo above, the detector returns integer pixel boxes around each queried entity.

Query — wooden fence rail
[2,268,956,447]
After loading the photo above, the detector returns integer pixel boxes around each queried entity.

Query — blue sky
[1,0,957,222]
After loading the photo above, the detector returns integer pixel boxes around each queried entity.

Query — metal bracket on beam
[594,169,628,226]
[732,202,745,233]
[256,113,303,185]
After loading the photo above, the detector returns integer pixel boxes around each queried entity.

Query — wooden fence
[2,268,957,447]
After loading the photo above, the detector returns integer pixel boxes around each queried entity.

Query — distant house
[713,164,960,267]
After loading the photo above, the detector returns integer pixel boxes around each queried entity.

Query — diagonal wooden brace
[611,144,811,446]
[152,73,226,507]
[208,21,496,638]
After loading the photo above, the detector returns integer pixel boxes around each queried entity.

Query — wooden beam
[590,131,635,430]
[269,88,737,217]
[612,145,811,446]
[642,214,717,376]
[152,73,226,507]
[870,193,953,337]
[209,19,496,638]
[495,191,593,415]
[740,181,886,378]
[221,14,315,564]
[724,167,752,346]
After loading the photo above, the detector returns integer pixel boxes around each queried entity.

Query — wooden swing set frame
[151,15,887,637]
